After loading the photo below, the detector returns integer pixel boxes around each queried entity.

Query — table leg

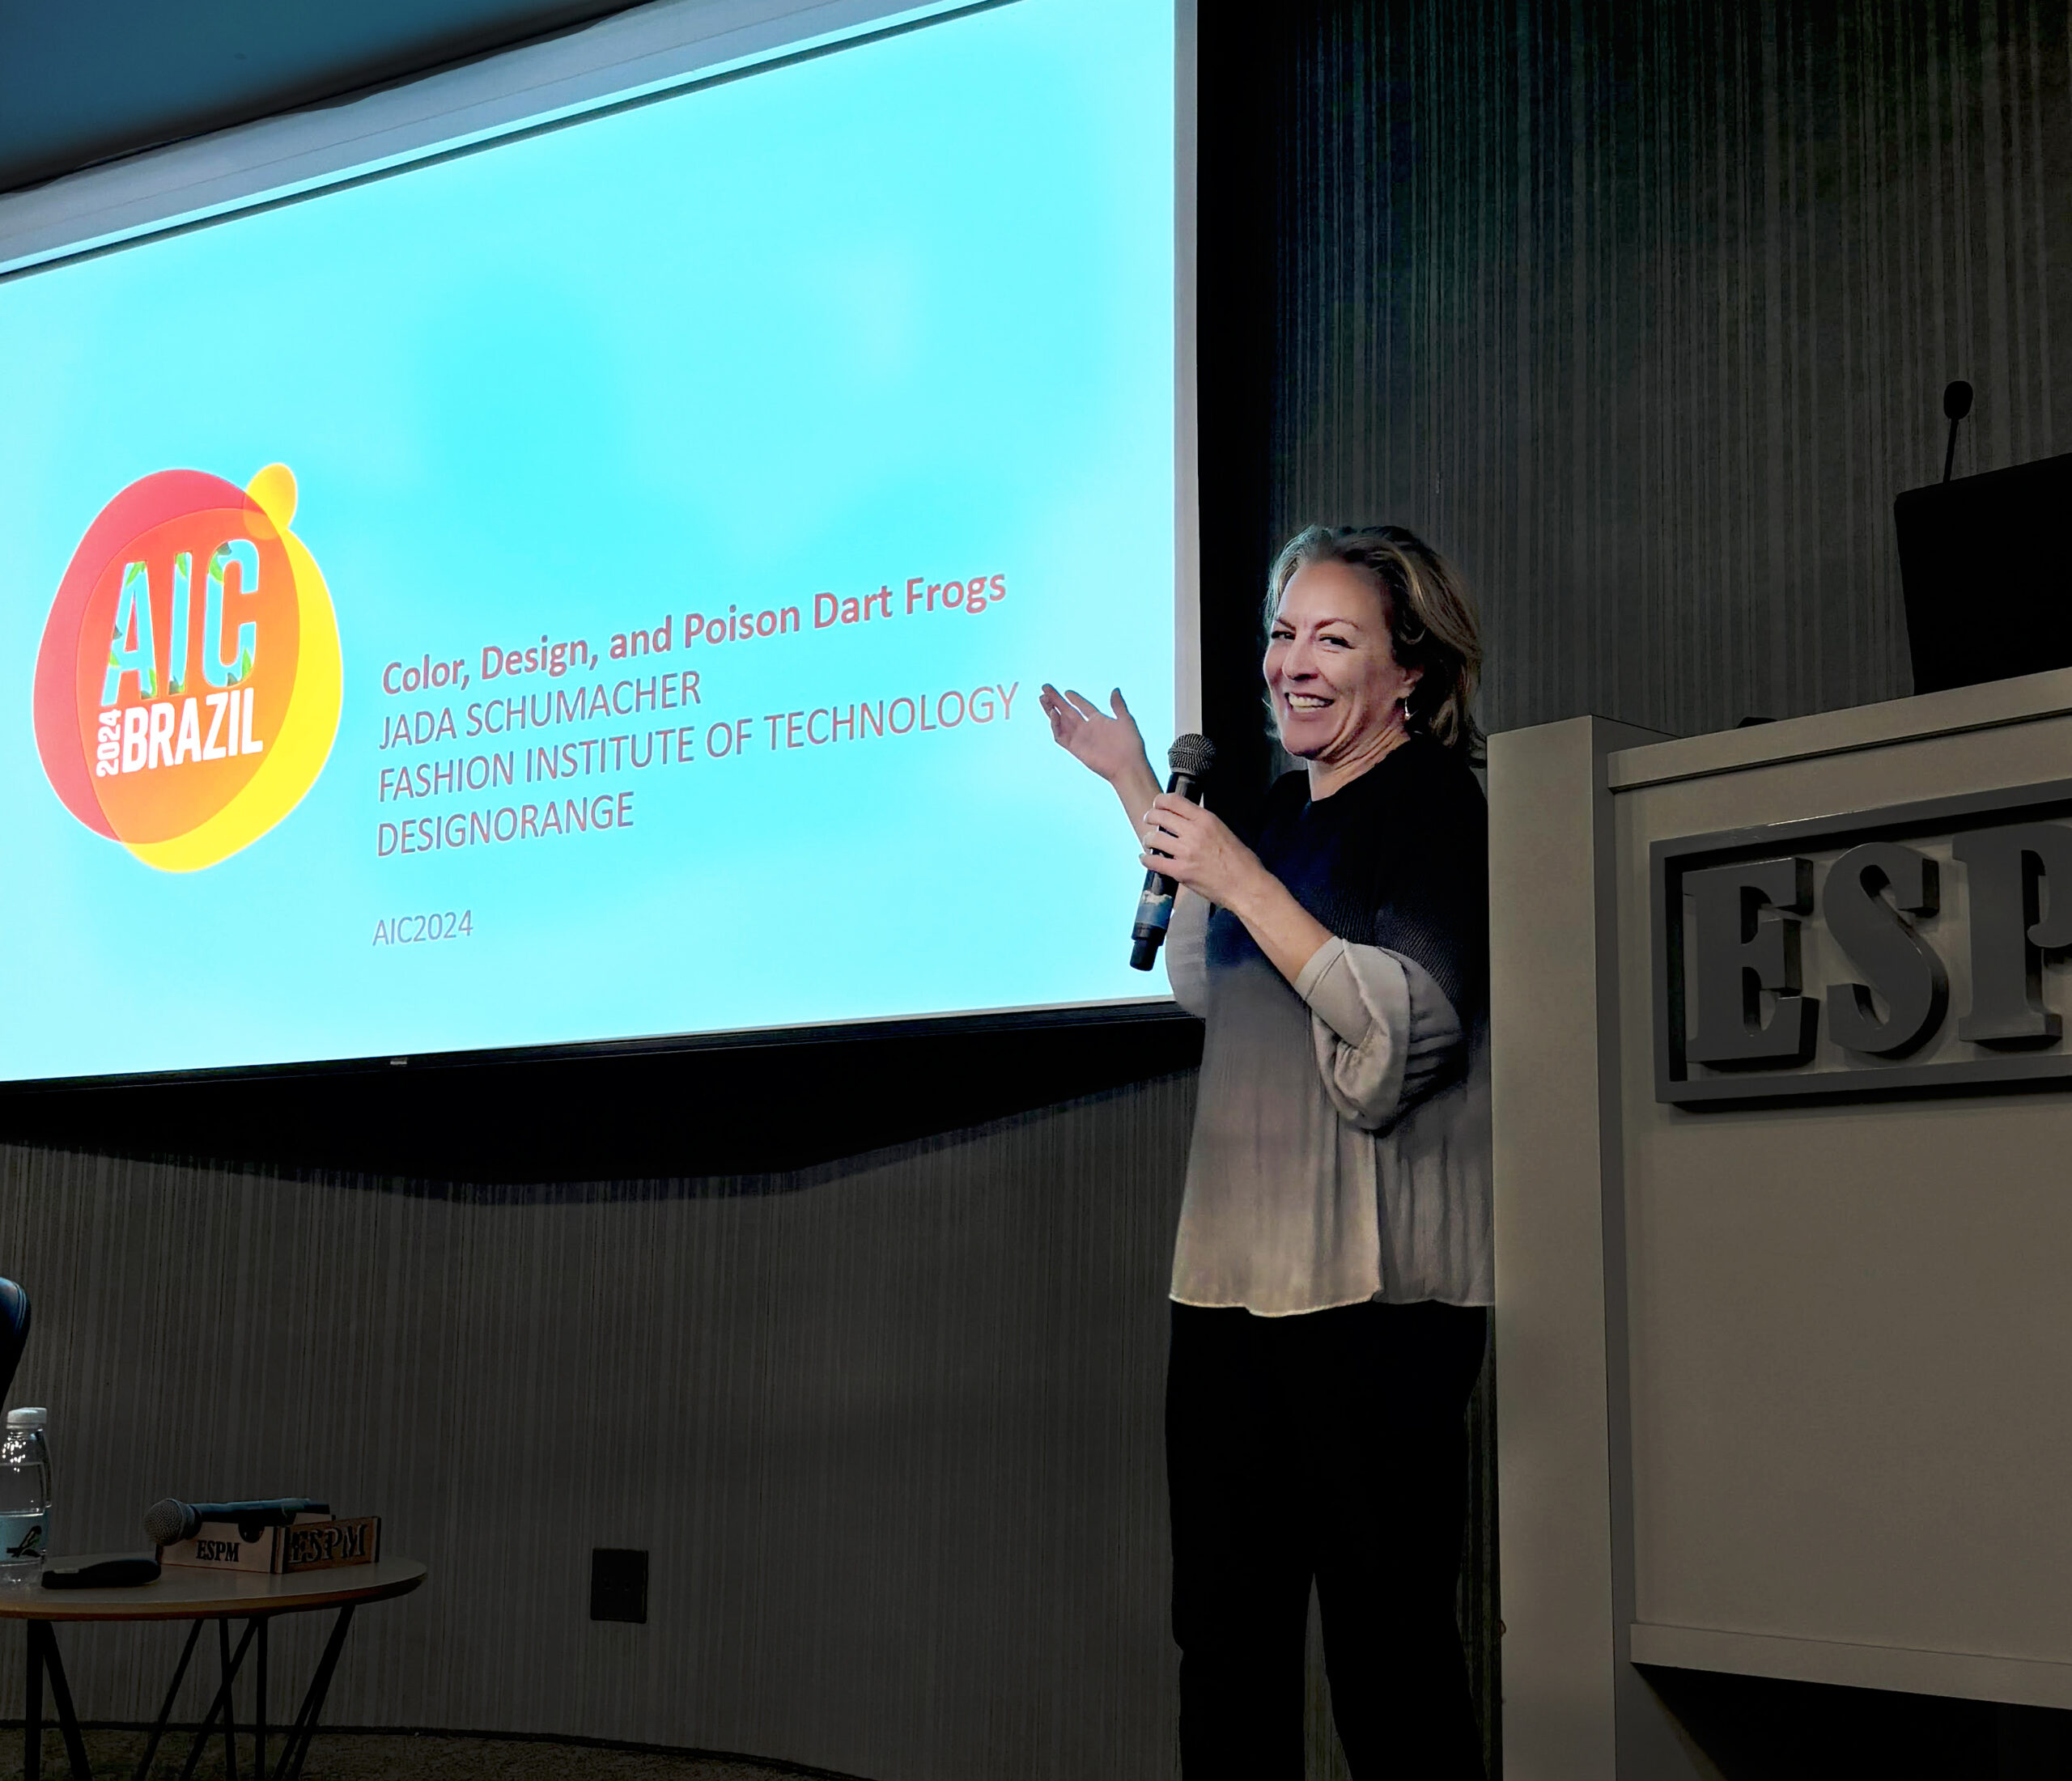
[23,1618,41,1781]
[273,1603,355,1781]
[173,1617,257,1781]
[133,1620,204,1781]
[256,1617,268,1781]
[29,1625,93,1781]
[218,1618,238,1781]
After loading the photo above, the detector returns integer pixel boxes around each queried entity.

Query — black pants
[1166,1298,1488,1780]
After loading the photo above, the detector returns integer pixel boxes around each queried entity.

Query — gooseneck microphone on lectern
[1942,380,1973,482]
[1129,733,1216,971]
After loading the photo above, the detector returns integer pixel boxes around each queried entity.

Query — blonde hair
[1264,524,1484,755]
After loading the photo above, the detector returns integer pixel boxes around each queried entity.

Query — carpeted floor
[0,1728,847,1780]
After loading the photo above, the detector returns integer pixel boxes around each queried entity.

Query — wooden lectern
[1489,669,2072,1777]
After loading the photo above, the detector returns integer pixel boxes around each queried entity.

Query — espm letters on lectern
[1653,784,2072,1105]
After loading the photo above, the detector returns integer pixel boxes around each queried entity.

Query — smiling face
[1264,559,1422,777]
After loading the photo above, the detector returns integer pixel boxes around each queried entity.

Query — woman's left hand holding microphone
[1140,796,1335,989]
[1140,795,1264,910]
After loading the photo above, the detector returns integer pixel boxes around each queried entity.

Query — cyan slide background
[0,0,1177,1080]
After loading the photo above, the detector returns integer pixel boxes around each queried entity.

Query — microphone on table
[143,1496,329,1546]
[1129,733,1216,971]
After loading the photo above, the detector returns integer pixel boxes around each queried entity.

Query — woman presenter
[1040,524,1492,1780]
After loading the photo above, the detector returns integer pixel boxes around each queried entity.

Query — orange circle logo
[33,464,342,871]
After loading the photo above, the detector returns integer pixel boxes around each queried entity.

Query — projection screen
[0,0,1195,1081]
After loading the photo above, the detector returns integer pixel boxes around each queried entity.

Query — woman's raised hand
[1039,685,1150,787]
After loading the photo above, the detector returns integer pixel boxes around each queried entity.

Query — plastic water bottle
[0,1407,51,1579]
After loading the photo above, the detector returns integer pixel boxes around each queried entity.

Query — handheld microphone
[143,1496,329,1546]
[1129,733,1216,971]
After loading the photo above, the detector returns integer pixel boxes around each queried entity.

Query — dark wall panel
[1261,0,2070,743]
[0,1078,1193,1780]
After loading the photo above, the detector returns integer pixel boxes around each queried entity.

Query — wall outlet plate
[589,1547,648,1623]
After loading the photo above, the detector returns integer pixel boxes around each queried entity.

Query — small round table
[0,1556,427,1781]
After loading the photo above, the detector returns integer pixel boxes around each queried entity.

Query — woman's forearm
[1222,862,1334,989]
[1110,758,1162,846]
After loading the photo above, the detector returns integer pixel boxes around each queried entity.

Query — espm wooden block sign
[279,1516,380,1572]
[159,1521,278,1571]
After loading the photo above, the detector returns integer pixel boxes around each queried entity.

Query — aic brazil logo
[33,464,342,871]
